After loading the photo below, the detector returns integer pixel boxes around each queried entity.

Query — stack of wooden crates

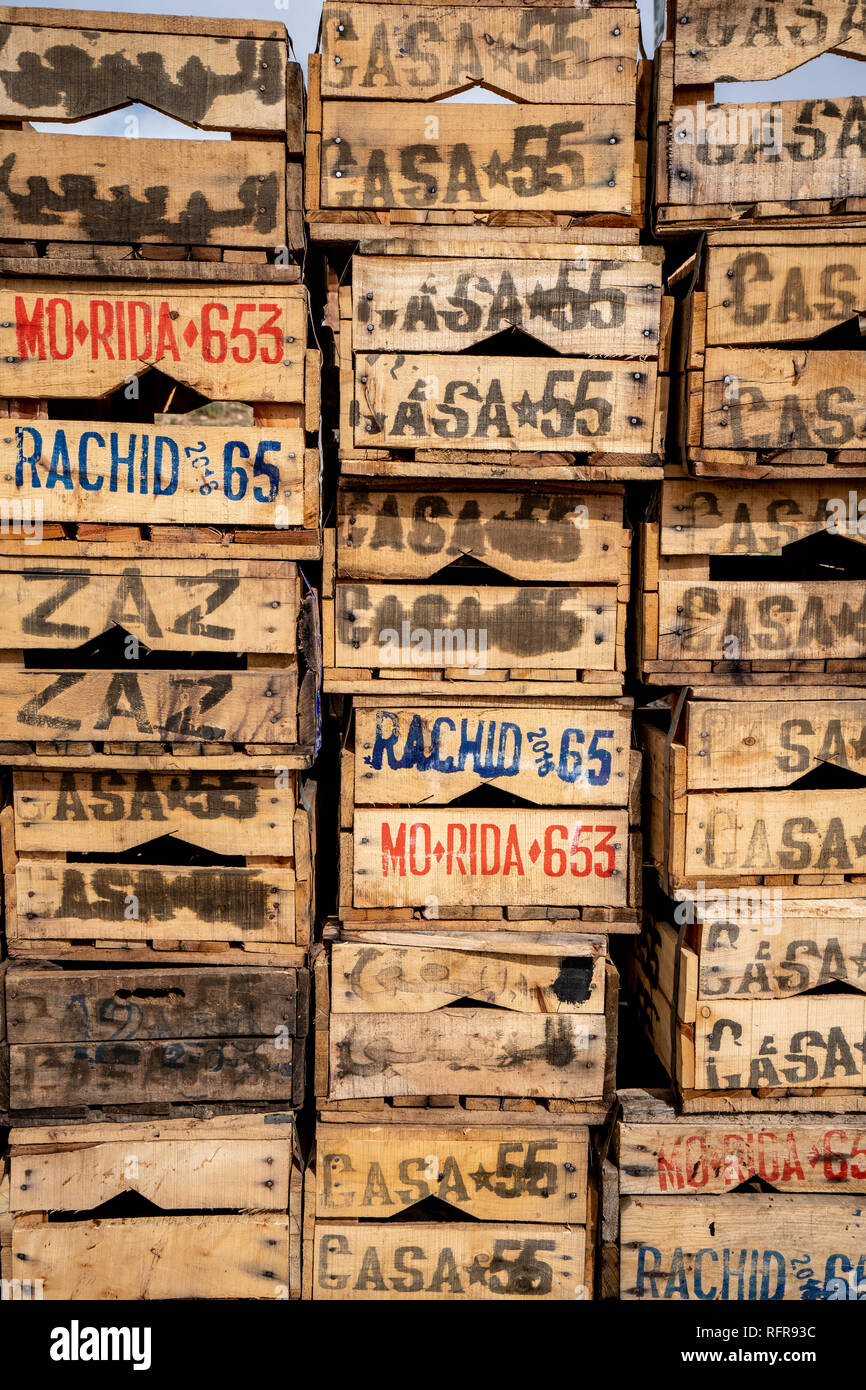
[617,0,866,1301]
[0,7,319,1299]
[304,0,666,1300]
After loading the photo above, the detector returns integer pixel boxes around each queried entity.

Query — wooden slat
[657,581,866,663]
[673,1,866,83]
[703,348,866,451]
[705,239,866,345]
[694,995,866,1092]
[682,697,866,789]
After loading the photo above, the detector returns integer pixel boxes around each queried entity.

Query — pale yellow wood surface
[352,808,629,907]
[13,860,296,945]
[12,1215,292,1299]
[312,1220,586,1300]
[351,254,661,354]
[621,1195,866,1300]
[660,479,858,556]
[0,281,306,400]
[320,101,635,214]
[657,581,866,662]
[13,768,296,855]
[0,668,298,743]
[683,788,866,879]
[334,582,618,671]
[353,703,632,806]
[684,698,866,789]
[706,241,866,345]
[314,1123,588,1221]
[338,487,626,583]
[320,3,637,103]
[695,996,866,1091]
[330,941,605,1013]
[694,913,866,1000]
[328,1009,605,1099]
[3,421,305,527]
[703,348,866,450]
[0,558,297,654]
[355,353,657,452]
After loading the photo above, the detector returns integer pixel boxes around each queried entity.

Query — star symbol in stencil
[487,35,515,73]
[511,392,541,428]
[852,946,866,978]
[467,1256,491,1287]
[851,727,866,760]
[853,1034,866,1061]
[483,151,511,189]
[469,1164,494,1192]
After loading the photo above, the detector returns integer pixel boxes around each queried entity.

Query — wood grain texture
[683,788,866,879]
[705,240,866,345]
[703,348,866,450]
[657,581,866,662]
[674,1,866,84]
[660,479,857,555]
[0,280,306,400]
[694,995,866,1092]
[683,697,866,789]
[320,100,635,214]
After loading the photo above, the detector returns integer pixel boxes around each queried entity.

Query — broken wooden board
[311,1220,587,1300]
[656,581,866,663]
[0,668,299,744]
[673,1,866,84]
[352,702,633,806]
[3,420,306,528]
[660,479,860,555]
[11,860,298,952]
[350,253,661,355]
[333,583,619,671]
[351,808,630,908]
[705,239,866,346]
[618,1093,866,1195]
[0,557,298,655]
[702,348,866,451]
[319,2,638,104]
[354,353,656,453]
[0,280,306,399]
[337,487,628,584]
[0,132,289,247]
[331,941,606,1014]
[620,1194,866,1300]
[692,912,866,1001]
[6,961,308,1108]
[313,1122,589,1222]
[0,18,291,130]
[319,101,635,215]
[12,768,296,856]
[681,697,866,789]
[12,1215,295,1299]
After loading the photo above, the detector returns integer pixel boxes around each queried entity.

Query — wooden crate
[313,938,618,1122]
[627,913,866,1112]
[639,693,866,895]
[5,1113,302,1299]
[672,229,866,478]
[304,1121,594,1301]
[617,1087,866,1300]
[1,959,310,1116]
[323,487,631,694]
[653,2,866,236]
[338,695,641,929]
[0,274,321,551]
[0,540,319,768]
[324,238,669,478]
[636,474,866,686]
[2,766,314,963]
[0,6,304,261]
[307,2,648,233]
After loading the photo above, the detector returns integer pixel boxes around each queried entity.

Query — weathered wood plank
[703,349,866,451]
[683,698,866,789]
[312,1220,586,1300]
[320,2,637,103]
[328,1009,606,1099]
[0,133,287,246]
[334,583,618,671]
[338,488,626,582]
[353,703,632,806]
[694,913,866,1000]
[0,280,306,399]
[0,23,288,129]
[3,420,305,527]
[682,788,866,880]
[320,101,635,214]
[0,558,297,655]
[669,98,866,211]
[330,941,605,1013]
[660,480,855,555]
[14,861,296,946]
[13,1215,293,1298]
[13,769,295,855]
[657,581,866,662]
[705,240,866,345]
[694,996,866,1092]
[674,1,866,84]
[352,808,629,907]
[314,1123,588,1221]
[621,1195,866,1300]
[0,669,298,744]
[351,253,661,354]
[355,353,656,453]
